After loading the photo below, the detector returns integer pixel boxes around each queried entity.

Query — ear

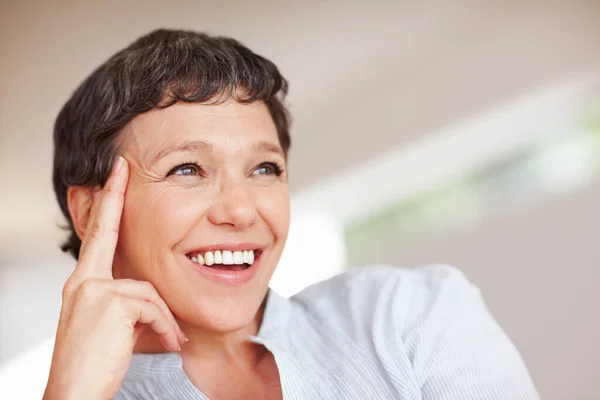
[67,186,96,241]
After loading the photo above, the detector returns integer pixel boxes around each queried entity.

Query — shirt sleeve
[400,265,540,400]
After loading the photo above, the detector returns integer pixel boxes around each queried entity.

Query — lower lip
[187,253,262,285]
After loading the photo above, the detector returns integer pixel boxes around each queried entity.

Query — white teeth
[190,249,256,266]
[214,250,223,264]
[233,251,244,264]
[222,250,234,265]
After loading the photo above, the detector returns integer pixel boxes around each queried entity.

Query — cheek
[120,184,210,257]
[257,186,290,241]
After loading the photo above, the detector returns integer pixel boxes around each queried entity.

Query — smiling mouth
[185,249,262,271]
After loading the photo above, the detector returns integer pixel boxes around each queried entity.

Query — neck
[133,296,281,397]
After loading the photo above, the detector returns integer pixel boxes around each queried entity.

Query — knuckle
[140,280,155,292]
[89,219,119,239]
[78,278,101,298]
[61,279,77,299]
[106,295,126,313]
[141,281,159,298]
[88,220,105,239]
[102,184,124,197]
[145,300,159,314]
[101,185,115,195]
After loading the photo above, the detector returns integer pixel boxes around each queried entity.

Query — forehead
[119,100,279,157]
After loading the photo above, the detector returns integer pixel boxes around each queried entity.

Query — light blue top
[116,265,539,399]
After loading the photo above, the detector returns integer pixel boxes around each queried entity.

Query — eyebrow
[253,140,286,159]
[148,139,285,164]
[149,140,213,165]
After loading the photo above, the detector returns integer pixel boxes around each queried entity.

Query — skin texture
[44,100,289,400]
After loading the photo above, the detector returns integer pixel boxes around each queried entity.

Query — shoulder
[291,263,475,309]
[296,263,473,298]
[289,266,538,398]
[288,264,476,335]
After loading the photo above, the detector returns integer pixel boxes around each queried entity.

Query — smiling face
[113,99,290,333]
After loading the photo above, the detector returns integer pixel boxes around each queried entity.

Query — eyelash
[167,161,203,177]
[257,160,284,177]
[166,160,285,177]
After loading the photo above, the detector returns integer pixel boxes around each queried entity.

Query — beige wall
[380,178,600,399]
[2,0,600,250]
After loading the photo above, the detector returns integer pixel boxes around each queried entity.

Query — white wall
[0,254,73,363]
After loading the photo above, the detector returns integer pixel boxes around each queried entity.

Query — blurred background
[1,0,600,398]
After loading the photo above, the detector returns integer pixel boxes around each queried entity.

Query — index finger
[76,156,130,280]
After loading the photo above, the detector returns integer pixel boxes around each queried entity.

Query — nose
[207,181,258,230]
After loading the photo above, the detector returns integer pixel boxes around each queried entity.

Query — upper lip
[184,242,265,255]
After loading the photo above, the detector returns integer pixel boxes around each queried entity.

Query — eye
[167,162,202,177]
[253,162,283,176]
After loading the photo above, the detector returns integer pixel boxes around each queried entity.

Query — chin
[160,283,266,335]
[192,297,264,333]
[160,252,273,333]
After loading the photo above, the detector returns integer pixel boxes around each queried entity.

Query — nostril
[206,192,258,228]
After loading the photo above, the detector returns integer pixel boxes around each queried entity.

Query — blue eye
[253,162,282,176]
[167,163,201,177]
[175,167,197,176]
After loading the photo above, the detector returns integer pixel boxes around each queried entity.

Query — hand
[43,157,186,400]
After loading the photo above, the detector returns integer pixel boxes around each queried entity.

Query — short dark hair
[52,29,291,260]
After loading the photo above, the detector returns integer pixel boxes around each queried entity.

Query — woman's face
[114,99,290,333]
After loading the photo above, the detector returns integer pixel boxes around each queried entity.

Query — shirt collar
[249,287,292,345]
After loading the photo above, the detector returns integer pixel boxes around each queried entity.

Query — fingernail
[185,337,189,343]
[113,156,124,173]
[178,346,182,352]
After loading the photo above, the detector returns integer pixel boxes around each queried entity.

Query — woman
[44,29,539,399]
